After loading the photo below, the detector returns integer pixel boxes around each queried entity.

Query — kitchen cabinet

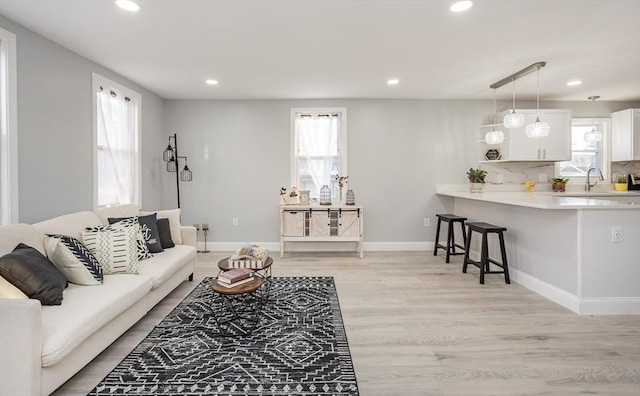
[611,108,640,161]
[480,109,571,162]
[280,205,364,258]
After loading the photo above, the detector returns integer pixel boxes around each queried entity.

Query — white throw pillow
[0,274,28,299]
[44,234,103,285]
[81,224,139,275]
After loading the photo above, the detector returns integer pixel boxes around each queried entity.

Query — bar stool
[462,222,510,284]
[433,214,467,263]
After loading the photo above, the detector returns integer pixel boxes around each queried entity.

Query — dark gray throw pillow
[0,243,68,305]
[109,214,164,253]
[156,218,175,249]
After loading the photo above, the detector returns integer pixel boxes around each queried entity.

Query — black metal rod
[489,62,546,89]
[172,133,181,208]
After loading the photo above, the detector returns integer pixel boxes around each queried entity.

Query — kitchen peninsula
[436,187,640,315]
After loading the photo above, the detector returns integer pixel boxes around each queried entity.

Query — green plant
[616,175,627,184]
[466,168,487,183]
[551,177,569,184]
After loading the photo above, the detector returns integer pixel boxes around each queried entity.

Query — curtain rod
[489,61,546,89]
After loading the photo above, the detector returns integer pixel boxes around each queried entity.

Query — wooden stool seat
[433,214,467,263]
[463,222,510,284]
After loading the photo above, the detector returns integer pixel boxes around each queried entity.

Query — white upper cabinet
[497,109,572,161]
[611,109,640,161]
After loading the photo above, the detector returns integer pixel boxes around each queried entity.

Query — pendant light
[485,88,504,145]
[525,65,550,138]
[503,77,525,128]
[583,96,603,143]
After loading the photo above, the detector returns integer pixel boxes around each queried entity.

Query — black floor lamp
[162,133,193,208]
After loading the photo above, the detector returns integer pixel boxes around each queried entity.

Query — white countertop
[436,189,640,210]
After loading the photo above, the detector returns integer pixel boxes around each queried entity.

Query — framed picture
[485,148,502,161]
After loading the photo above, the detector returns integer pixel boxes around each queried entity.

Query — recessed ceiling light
[387,79,400,85]
[567,80,582,86]
[205,79,219,85]
[450,1,473,13]
[115,0,140,12]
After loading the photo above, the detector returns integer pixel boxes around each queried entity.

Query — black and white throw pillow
[44,234,103,285]
[104,217,153,261]
[81,224,140,274]
[109,214,163,254]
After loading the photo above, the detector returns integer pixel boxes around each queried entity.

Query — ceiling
[0,0,639,101]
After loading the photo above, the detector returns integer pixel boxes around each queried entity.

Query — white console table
[279,204,364,258]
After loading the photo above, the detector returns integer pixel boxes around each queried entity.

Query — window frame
[0,27,18,224]
[556,118,610,184]
[290,107,348,198]
[91,73,142,209]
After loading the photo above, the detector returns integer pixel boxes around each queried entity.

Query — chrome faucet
[585,167,604,191]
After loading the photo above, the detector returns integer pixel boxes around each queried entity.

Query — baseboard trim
[198,241,434,253]
[509,268,580,314]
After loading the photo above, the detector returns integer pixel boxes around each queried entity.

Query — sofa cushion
[81,224,140,274]
[108,217,153,260]
[108,214,163,253]
[0,223,45,257]
[0,243,68,305]
[156,218,175,249]
[40,274,153,367]
[95,204,140,225]
[32,211,102,241]
[137,245,196,288]
[44,234,103,285]
[141,208,182,245]
[0,274,28,299]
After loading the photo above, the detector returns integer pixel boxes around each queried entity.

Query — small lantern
[346,189,355,205]
[319,185,331,205]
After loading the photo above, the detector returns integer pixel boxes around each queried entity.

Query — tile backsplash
[611,161,640,182]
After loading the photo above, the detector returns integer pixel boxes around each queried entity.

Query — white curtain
[96,90,138,205]
[296,113,338,196]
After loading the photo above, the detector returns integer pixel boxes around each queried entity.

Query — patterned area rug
[89,277,359,395]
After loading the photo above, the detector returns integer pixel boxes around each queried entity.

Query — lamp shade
[504,110,525,128]
[162,145,174,162]
[525,117,551,138]
[485,129,505,145]
[180,165,192,182]
[166,158,177,172]
[584,128,602,143]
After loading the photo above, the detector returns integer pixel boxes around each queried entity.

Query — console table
[279,204,364,258]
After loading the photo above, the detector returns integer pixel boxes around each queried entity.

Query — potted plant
[551,177,569,192]
[466,168,487,193]
[614,175,628,191]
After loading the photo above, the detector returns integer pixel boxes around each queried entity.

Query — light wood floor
[54,251,640,396]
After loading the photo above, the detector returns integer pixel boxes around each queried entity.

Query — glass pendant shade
[162,145,174,162]
[166,158,177,172]
[584,127,602,143]
[485,128,505,145]
[525,117,551,138]
[504,111,525,128]
[180,165,192,182]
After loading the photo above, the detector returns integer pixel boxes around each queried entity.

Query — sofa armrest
[180,226,197,249]
[0,299,43,396]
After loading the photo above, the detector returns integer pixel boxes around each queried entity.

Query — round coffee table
[210,276,265,336]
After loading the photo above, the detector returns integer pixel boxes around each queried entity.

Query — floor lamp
[162,133,193,208]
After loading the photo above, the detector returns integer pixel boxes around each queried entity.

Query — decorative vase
[469,182,484,193]
[614,183,628,191]
[552,182,566,192]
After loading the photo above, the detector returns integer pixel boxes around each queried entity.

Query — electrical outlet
[611,226,623,242]
[538,173,548,183]
[496,173,504,184]
[424,218,430,227]
[232,217,239,227]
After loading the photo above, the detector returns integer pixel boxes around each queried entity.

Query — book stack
[217,268,255,288]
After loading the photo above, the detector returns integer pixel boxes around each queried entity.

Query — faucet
[585,167,604,191]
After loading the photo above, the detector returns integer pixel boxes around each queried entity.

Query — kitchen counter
[435,190,640,209]
[436,186,640,315]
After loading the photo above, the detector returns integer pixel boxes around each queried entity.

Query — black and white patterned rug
[89,277,359,395]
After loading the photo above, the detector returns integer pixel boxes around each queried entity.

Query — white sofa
[0,205,197,396]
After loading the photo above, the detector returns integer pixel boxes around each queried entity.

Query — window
[92,73,141,208]
[291,108,347,198]
[0,27,18,224]
[557,118,609,180]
